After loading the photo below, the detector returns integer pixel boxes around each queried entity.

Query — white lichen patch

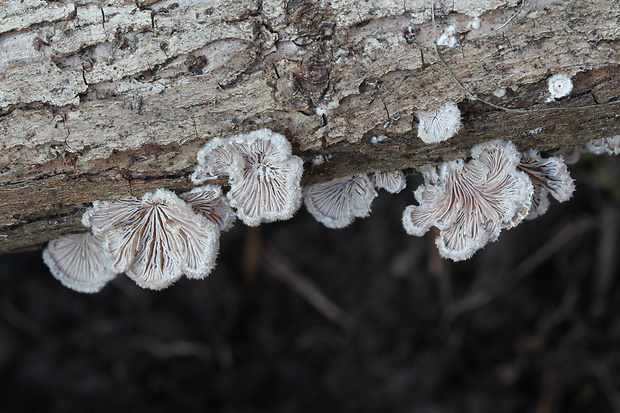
[304,174,377,228]
[517,150,575,220]
[416,102,462,144]
[43,232,117,293]
[402,140,534,261]
[83,189,220,290]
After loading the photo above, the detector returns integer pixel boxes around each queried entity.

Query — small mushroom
[43,232,117,293]
[584,136,620,155]
[517,149,575,219]
[82,188,220,290]
[195,129,304,226]
[179,185,236,231]
[416,103,462,144]
[304,174,378,228]
[402,140,534,261]
[547,74,573,100]
[370,170,407,194]
[191,137,244,185]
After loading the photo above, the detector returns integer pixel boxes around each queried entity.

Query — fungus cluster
[402,140,534,261]
[42,119,592,292]
[585,136,620,156]
[44,129,306,292]
[401,140,576,261]
[193,129,304,226]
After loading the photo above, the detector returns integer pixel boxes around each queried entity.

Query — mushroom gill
[402,140,534,261]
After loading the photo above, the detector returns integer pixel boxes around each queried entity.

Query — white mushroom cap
[402,140,534,261]
[179,185,236,231]
[225,129,304,226]
[416,103,462,144]
[370,170,407,194]
[43,232,117,293]
[304,173,378,228]
[192,138,244,185]
[82,188,220,290]
[547,74,573,99]
[584,136,620,155]
[518,149,575,220]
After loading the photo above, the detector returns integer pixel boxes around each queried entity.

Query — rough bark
[0,0,619,254]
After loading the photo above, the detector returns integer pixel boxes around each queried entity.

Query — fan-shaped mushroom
[402,140,534,261]
[43,232,117,293]
[304,174,377,228]
[416,103,462,144]
[194,129,304,227]
[370,170,407,194]
[191,138,244,185]
[517,149,575,219]
[82,188,220,290]
[179,185,236,231]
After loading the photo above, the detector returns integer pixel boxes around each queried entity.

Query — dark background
[1,153,619,413]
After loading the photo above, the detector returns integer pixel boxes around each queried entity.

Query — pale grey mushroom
[517,149,575,220]
[179,185,236,231]
[82,188,220,290]
[304,174,378,228]
[584,136,620,155]
[402,140,534,261]
[416,103,462,144]
[547,74,573,100]
[202,129,304,227]
[43,232,117,293]
[191,138,244,185]
[370,170,407,194]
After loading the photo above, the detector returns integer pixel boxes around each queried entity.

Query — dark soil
[1,154,620,413]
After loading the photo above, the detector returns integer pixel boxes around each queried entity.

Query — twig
[262,244,356,331]
[243,226,262,289]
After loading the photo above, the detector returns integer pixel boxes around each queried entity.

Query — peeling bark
[0,0,619,254]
